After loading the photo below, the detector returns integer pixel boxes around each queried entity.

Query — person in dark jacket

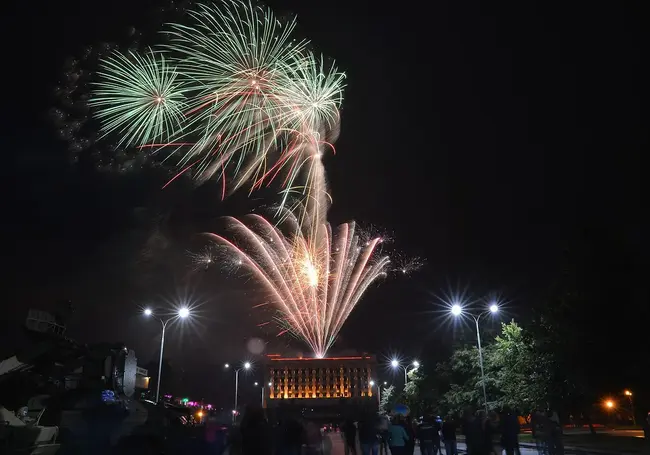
[239,406,273,455]
[500,407,520,455]
[441,415,458,455]
[417,415,441,455]
[358,414,380,455]
[342,419,358,455]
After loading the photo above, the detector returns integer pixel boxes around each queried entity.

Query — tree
[379,384,398,415]
[438,321,553,415]
[489,321,552,414]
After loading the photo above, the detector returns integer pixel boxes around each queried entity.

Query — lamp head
[144,308,153,316]
[178,307,190,318]
[390,359,399,368]
[451,304,462,316]
[489,303,499,313]
[243,362,251,370]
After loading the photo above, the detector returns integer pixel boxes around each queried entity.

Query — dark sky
[3,0,647,406]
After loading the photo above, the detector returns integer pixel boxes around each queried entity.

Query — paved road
[328,437,540,455]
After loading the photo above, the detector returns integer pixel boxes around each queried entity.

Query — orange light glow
[604,400,615,409]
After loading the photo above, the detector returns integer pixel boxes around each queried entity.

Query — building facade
[265,354,377,410]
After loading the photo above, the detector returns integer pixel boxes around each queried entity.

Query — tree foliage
[438,321,553,414]
[379,384,398,414]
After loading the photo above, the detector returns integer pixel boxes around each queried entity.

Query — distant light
[232,410,237,414]
[178,307,190,318]
[144,308,153,316]
[224,363,230,369]
[624,390,632,396]
[243,362,251,370]
[390,360,399,368]
[254,382,259,386]
[369,380,375,386]
[412,361,420,368]
[605,400,615,409]
[268,382,272,387]
[197,411,203,418]
[489,304,499,313]
[383,381,388,385]
[451,304,462,316]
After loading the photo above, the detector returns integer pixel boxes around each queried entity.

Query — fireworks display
[205,208,391,358]
[87,0,418,357]
[90,49,187,149]
[89,0,344,205]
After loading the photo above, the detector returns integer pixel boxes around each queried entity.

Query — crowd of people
[221,405,650,455]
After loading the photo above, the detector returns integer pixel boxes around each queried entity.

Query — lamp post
[225,362,251,423]
[143,307,190,403]
[624,390,636,425]
[390,359,420,384]
[451,302,499,413]
[370,380,381,405]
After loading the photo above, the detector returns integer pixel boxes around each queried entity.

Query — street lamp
[143,306,191,403]
[450,302,499,413]
[624,390,636,425]
[370,380,382,404]
[390,359,420,383]
[225,361,251,424]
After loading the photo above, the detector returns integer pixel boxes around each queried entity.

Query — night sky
[3,0,646,406]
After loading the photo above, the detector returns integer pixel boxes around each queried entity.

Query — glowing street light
[390,359,420,383]
[450,301,500,413]
[226,361,252,424]
[143,306,192,403]
[624,390,636,425]
[605,400,615,409]
[369,380,381,404]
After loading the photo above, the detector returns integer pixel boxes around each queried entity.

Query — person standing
[441,415,458,455]
[388,416,410,455]
[342,419,358,455]
[358,414,380,455]
[500,407,520,455]
[531,409,548,455]
[403,416,416,455]
[417,415,440,455]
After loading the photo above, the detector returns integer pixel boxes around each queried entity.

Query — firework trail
[206,207,391,358]
[85,0,413,357]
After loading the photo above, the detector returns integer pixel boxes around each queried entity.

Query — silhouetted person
[545,409,563,455]
[358,414,380,455]
[342,419,358,455]
[417,415,441,455]
[441,415,458,455]
[461,409,483,455]
[240,406,272,455]
[500,407,520,455]
[403,415,416,455]
[277,417,304,455]
[531,409,547,455]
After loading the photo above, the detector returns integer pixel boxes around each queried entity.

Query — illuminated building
[264,354,377,417]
